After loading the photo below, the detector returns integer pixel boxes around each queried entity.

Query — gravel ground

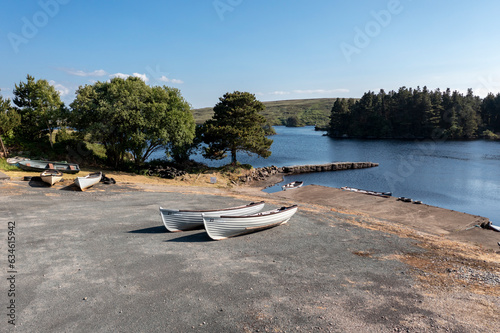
[0,179,499,332]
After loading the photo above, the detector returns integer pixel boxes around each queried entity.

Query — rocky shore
[239,161,379,183]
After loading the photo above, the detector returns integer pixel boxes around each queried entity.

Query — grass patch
[192,98,340,127]
[0,158,21,171]
[84,142,107,159]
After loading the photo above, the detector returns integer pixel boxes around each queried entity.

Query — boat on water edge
[282,181,303,191]
[341,186,392,197]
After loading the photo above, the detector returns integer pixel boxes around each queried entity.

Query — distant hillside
[192,98,338,127]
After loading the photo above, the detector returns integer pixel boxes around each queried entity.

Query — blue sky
[1,0,500,108]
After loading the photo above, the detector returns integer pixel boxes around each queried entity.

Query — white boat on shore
[40,169,63,186]
[282,181,303,191]
[74,172,102,191]
[202,205,298,240]
[159,201,266,232]
[341,186,392,197]
[17,159,80,174]
[6,156,30,165]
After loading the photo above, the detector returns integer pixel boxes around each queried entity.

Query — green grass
[0,158,21,171]
[192,98,340,127]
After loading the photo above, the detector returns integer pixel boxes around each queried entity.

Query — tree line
[3,77,499,172]
[0,75,272,169]
[328,87,500,139]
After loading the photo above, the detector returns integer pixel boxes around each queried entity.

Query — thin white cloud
[109,73,131,80]
[158,75,184,84]
[132,73,149,83]
[62,68,108,77]
[269,91,291,95]
[109,72,150,82]
[0,88,13,99]
[49,80,70,97]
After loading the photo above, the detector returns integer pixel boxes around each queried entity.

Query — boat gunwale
[281,180,304,188]
[171,201,266,213]
[40,169,64,177]
[76,172,102,180]
[17,159,80,173]
[218,205,298,219]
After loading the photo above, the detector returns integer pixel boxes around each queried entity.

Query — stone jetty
[239,162,379,183]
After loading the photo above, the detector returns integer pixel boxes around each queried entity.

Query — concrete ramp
[0,171,10,180]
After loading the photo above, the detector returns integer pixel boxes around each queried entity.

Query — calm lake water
[153,126,500,221]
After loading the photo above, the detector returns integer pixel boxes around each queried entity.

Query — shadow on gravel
[166,232,211,243]
[28,177,48,187]
[128,226,167,234]
[59,184,79,191]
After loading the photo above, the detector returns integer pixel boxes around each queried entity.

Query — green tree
[427,88,443,138]
[70,77,195,168]
[13,75,65,148]
[328,98,351,137]
[284,115,303,127]
[201,91,273,165]
[0,93,21,157]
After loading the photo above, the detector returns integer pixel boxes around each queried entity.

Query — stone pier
[239,162,379,183]
[282,162,379,174]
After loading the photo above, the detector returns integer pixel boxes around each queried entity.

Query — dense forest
[328,87,500,139]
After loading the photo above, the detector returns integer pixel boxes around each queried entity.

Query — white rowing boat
[6,156,30,165]
[202,205,298,240]
[74,172,102,191]
[282,181,303,191]
[159,201,266,232]
[341,186,391,197]
[40,169,63,186]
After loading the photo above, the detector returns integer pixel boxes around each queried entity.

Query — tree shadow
[128,225,167,234]
[165,232,212,243]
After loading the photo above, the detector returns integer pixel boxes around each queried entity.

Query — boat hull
[17,160,80,174]
[74,172,102,191]
[203,205,298,240]
[6,156,29,165]
[159,201,265,232]
[341,186,391,197]
[40,170,63,186]
[282,181,303,190]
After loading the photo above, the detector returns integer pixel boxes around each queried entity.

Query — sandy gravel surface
[0,173,499,332]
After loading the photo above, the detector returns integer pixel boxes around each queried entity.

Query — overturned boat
[202,205,298,240]
[159,201,266,232]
